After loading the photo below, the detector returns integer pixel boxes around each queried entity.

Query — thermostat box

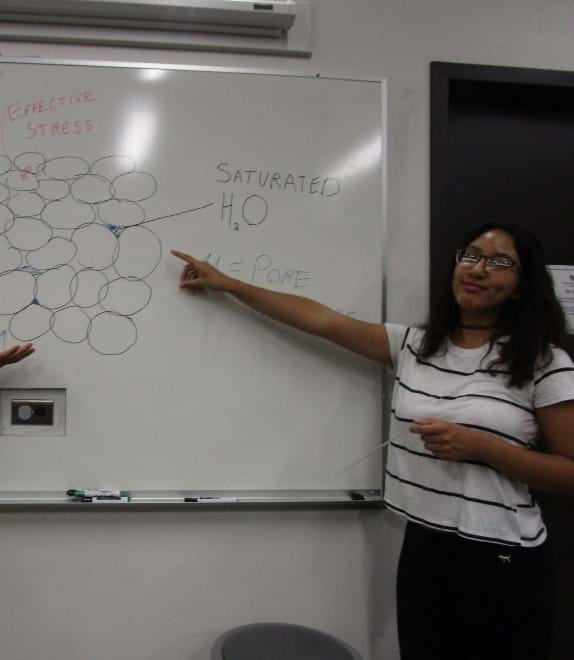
[0,389,66,436]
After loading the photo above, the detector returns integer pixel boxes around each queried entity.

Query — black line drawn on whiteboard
[0,152,214,355]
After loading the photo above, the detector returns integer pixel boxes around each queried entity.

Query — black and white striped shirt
[384,324,574,547]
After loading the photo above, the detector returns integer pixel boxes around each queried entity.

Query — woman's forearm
[226,278,341,339]
[172,250,391,364]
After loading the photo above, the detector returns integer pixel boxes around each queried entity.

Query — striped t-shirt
[384,324,574,547]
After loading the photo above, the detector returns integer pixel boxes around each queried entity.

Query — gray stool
[211,622,363,660]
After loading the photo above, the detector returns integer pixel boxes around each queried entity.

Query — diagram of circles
[0,271,35,313]
[6,192,45,217]
[50,306,90,344]
[5,170,39,192]
[98,277,152,316]
[27,237,77,269]
[113,225,161,279]
[0,151,213,356]
[73,223,118,270]
[90,155,135,180]
[41,156,89,180]
[13,152,46,175]
[0,204,15,234]
[36,265,76,310]
[0,236,22,273]
[87,312,137,355]
[0,155,12,176]
[111,171,157,202]
[42,197,95,230]
[71,174,113,204]
[69,268,109,308]
[9,304,53,341]
[97,199,145,227]
[37,179,70,201]
[4,216,52,251]
[0,182,10,203]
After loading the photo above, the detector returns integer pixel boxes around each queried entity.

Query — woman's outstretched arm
[171,250,392,366]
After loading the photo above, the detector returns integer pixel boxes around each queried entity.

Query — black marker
[184,497,240,503]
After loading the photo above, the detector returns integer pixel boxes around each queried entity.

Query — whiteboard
[0,59,385,500]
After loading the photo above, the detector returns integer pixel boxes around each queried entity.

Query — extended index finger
[170,249,197,265]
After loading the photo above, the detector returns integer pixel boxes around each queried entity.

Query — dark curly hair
[417,222,568,387]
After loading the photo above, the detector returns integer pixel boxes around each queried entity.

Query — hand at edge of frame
[0,343,35,369]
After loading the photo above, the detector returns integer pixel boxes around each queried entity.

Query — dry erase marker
[67,489,129,499]
[78,495,130,502]
[184,496,240,503]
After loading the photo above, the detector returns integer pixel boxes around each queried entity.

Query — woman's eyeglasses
[455,248,519,272]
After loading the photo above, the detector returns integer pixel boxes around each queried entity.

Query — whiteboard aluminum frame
[0,489,384,509]
[0,57,387,509]
[0,56,379,81]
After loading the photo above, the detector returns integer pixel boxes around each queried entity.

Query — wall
[1,2,574,659]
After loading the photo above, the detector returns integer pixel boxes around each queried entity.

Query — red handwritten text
[26,119,96,139]
[7,90,97,122]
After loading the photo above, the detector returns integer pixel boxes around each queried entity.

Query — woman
[172,223,574,660]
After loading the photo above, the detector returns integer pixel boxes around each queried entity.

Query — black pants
[397,521,554,660]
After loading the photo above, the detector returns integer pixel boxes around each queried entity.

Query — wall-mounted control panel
[0,390,66,436]
[11,400,54,426]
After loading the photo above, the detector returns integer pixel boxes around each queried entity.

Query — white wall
[0,509,403,660]
[1,2,574,659]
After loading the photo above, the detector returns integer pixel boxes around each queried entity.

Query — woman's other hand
[409,418,493,461]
